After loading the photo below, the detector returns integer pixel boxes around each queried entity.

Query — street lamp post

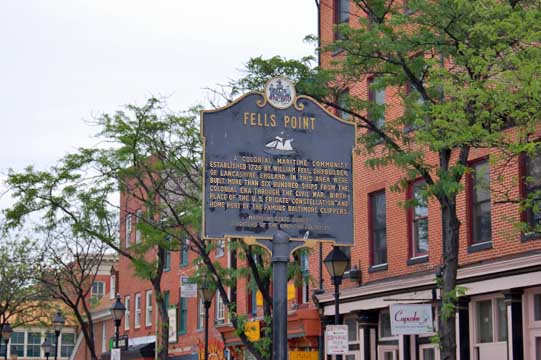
[110,295,126,349]
[324,247,350,360]
[42,337,52,360]
[52,311,65,360]
[1,323,13,360]
[198,275,215,360]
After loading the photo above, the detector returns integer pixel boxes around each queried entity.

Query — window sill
[407,255,428,265]
[521,232,541,242]
[368,263,388,273]
[468,241,493,253]
[332,49,345,57]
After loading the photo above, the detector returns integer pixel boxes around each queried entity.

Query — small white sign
[325,324,348,355]
[111,348,121,360]
[180,276,197,298]
[265,77,296,109]
[390,303,434,335]
[168,307,177,342]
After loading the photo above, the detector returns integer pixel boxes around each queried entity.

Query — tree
[225,1,541,359]
[0,236,48,329]
[4,98,307,360]
[38,230,110,360]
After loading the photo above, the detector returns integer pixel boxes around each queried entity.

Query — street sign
[168,307,177,342]
[201,78,356,245]
[180,276,197,298]
[325,324,348,355]
[109,335,128,351]
[111,348,121,360]
[390,304,434,335]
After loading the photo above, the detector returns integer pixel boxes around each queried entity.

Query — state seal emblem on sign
[265,77,295,109]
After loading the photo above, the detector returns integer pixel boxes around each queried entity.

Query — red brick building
[313,1,541,360]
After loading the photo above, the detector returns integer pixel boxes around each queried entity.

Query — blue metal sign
[201,80,355,245]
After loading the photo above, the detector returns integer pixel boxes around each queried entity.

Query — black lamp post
[110,295,126,349]
[324,247,349,360]
[52,311,65,360]
[198,275,215,360]
[1,323,13,360]
[42,337,52,360]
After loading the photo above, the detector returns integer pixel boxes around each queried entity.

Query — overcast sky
[0,0,317,209]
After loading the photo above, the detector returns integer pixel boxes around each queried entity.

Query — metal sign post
[201,78,356,360]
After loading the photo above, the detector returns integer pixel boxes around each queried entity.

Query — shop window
[470,161,492,246]
[124,296,131,330]
[419,345,438,360]
[409,180,428,258]
[134,293,142,328]
[535,293,541,321]
[26,332,41,358]
[370,191,387,266]
[379,310,393,339]
[524,148,541,235]
[345,318,358,342]
[125,214,132,248]
[378,346,398,360]
[10,332,24,357]
[60,333,75,358]
[474,297,507,344]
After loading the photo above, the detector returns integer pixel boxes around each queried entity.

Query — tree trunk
[152,280,169,360]
[438,198,460,360]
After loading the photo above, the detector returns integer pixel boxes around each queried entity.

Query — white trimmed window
[110,275,116,299]
[135,209,143,244]
[215,291,225,323]
[135,293,142,328]
[125,214,132,248]
[472,296,507,346]
[91,281,105,300]
[197,296,205,329]
[216,239,225,258]
[124,296,131,330]
[145,290,153,326]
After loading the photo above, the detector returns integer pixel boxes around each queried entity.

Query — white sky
[0,0,317,209]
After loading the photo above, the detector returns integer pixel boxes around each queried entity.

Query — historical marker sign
[201,78,356,245]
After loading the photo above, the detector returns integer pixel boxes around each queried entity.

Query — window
[164,236,171,272]
[216,239,225,258]
[164,291,170,309]
[404,82,426,132]
[180,236,189,266]
[145,290,153,326]
[45,333,57,358]
[27,332,41,357]
[298,251,310,304]
[135,293,142,328]
[135,209,143,244]
[337,90,351,120]
[248,288,257,317]
[10,332,24,357]
[197,296,205,329]
[471,161,492,245]
[216,291,225,323]
[368,78,385,130]
[379,310,393,338]
[91,281,105,300]
[101,322,107,353]
[110,274,116,299]
[124,296,131,330]
[534,293,541,321]
[60,333,75,358]
[370,191,387,266]
[179,297,188,334]
[410,180,428,258]
[524,149,541,234]
[0,341,5,357]
[125,214,132,247]
[474,297,507,344]
[419,345,438,360]
[333,0,349,40]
